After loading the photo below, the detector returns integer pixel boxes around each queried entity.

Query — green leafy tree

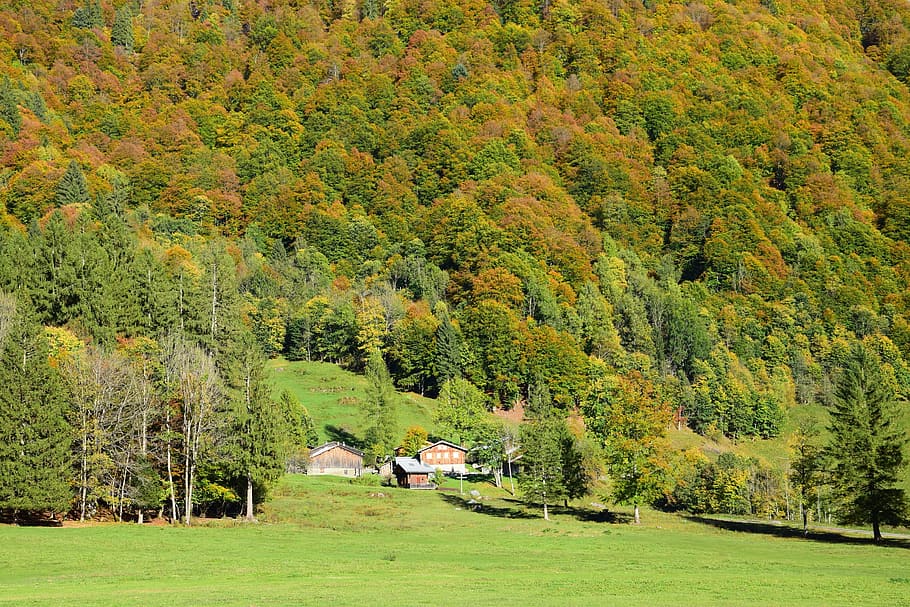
[561,431,602,507]
[433,377,488,445]
[790,425,824,536]
[584,369,672,524]
[279,390,319,449]
[278,390,318,473]
[401,425,428,456]
[0,302,72,518]
[827,343,908,542]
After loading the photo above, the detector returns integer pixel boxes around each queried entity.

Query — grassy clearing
[3,474,909,607]
[267,358,437,445]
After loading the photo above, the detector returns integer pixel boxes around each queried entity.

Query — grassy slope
[267,358,438,445]
[2,475,909,607]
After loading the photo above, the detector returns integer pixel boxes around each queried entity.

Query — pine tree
[0,77,21,137]
[827,343,908,542]
[56,160,90,206]
[111,6,134,52]
[0,302,72,518]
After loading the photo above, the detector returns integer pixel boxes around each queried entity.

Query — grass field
[3,474,910,607]
[267,358,437,445]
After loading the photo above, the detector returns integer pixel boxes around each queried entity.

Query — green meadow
[3,474,909,607]
[267,358,437,444]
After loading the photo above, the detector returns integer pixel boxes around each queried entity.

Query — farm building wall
[418,443,466,473]
[308,446,363,477]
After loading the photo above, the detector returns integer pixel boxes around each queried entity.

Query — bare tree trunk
[166,408,177,523]
[184,421,194,526]
[80,423,88,522]
[246,475,255,522]
[634,504,641,525]
[210,261,218,342]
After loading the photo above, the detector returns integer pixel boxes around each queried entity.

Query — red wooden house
[393,457,437,489]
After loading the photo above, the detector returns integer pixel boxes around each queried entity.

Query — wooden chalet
[307,442,364,477]
[393,457,437,489]
[416,440,467,474]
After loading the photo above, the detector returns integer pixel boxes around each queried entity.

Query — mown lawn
[266,358,437,444]
[2,475,909,606]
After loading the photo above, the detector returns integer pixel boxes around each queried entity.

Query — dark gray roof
[309,441,365,458]
[417,440,467,454]
[394,457,436,474]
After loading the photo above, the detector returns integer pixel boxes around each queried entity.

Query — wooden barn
[416,440,467,474]
[393,457,437,489]
[307,442,364,477]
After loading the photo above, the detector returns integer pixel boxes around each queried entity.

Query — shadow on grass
[684,515,910,549]
[0,510,63,527]
[324,425,362,448]
[437,493,632,524]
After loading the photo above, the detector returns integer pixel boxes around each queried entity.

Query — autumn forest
[1,0,910,534]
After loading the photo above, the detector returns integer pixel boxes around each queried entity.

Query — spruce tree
[111,6,134,52]
[0,302,72,518]
[362,349,397,466]
[0,77,21,137]
[224,337,286,521]
[519,415,567,521]
[827,343,908,542]
[72,0,103,29]
[56,160,90,206]
[25,90,47,122]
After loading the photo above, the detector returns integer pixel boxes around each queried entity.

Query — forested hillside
[2,0,910,527]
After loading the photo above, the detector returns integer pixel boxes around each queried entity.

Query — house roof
[309,441,365,458]
[394,457,436,474]
[417,440,467,454]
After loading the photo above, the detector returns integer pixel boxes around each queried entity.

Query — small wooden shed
[416,440,467,474]
[393,457,437,489]
[307,442,364,477]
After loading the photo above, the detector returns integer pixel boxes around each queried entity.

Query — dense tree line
[0,0,909,531]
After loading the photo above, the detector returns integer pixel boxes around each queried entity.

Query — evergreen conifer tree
[56,160,90,206]
[224,336,287,521]
[0,77,21,137]
[25,91,47,122]
[72,0,103,28]
[362,349,397,466]
[827,343,908,542]
[111,6,134,52]
[519,414,567,521]
[434,303,462,383]
[0,301,72,518]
